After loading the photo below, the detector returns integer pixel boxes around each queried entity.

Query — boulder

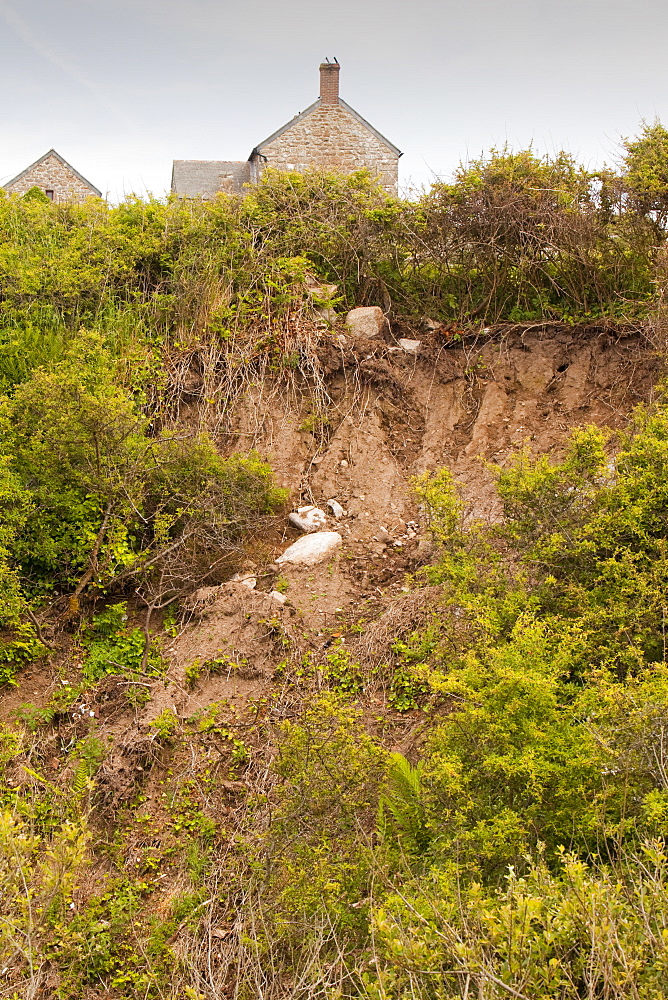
[277,531,342,567]
[345,306,388,339]
[398,338,421,355]
[288,505,327,533]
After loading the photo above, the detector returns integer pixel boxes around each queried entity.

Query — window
[45,189,54,201]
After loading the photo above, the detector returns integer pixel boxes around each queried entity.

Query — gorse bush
[0,331,286,626]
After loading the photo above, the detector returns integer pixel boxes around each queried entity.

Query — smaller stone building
[171,160,251,198]
[2,149,101,203]
[172,61,401,199]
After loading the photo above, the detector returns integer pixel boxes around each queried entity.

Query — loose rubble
[398,338,421,355]
[228,572,257,589]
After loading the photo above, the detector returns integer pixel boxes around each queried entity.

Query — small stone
[229,573,257,590]
[339,460,349,468]
[316,307,337,325]
[327,499,345,518]
[306,276,338,300]
[277,532,343,567]
[345,306,389,339]
[270,591,287,605]
[288,506,327,533]
[398,338,421,355]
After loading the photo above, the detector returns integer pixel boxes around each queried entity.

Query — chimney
[319,59,340,105]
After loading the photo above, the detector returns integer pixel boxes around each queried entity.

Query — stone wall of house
[254,104,399,194]
[4,153,99,202]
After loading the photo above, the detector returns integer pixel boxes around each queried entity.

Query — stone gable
[251,102,399,193]
[3,150,101,203]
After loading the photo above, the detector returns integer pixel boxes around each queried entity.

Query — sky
[0,0,666,201]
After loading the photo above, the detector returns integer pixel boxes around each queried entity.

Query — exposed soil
[208,321,661,630]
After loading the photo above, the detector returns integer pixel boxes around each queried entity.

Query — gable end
[252,98,401,160]
[2,149,101,199]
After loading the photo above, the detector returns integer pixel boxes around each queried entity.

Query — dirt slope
[159,322,661,701]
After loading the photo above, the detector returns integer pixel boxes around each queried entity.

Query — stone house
[172,61,401,199]
[2,149,101,203]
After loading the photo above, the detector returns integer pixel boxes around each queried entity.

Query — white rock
[306,277,338,300]
[398,338,421,355]
[327,499,345,518]
[277,532,343,567]
[345,306,388,339]
[270,590,287,605]
[288,506,327,533]
[316,307,337,325]
[229,573,257,590]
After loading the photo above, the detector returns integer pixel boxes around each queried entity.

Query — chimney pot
[319,60,340,105]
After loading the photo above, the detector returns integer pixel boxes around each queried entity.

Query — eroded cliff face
[223,322,658,540]
[152,322,660,683]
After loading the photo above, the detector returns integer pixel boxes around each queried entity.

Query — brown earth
[216,321,660,606]
[144,320,660,711]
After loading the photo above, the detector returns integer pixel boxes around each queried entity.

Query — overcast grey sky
[0,0,666,200]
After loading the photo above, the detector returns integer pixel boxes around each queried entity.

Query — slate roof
[2,148,101,196]
[250,98,402,159]
[171,160,251,198]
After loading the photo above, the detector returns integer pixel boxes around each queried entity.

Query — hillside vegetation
[3,126,668,999]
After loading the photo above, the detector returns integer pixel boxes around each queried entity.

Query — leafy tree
[623,119,668,229]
